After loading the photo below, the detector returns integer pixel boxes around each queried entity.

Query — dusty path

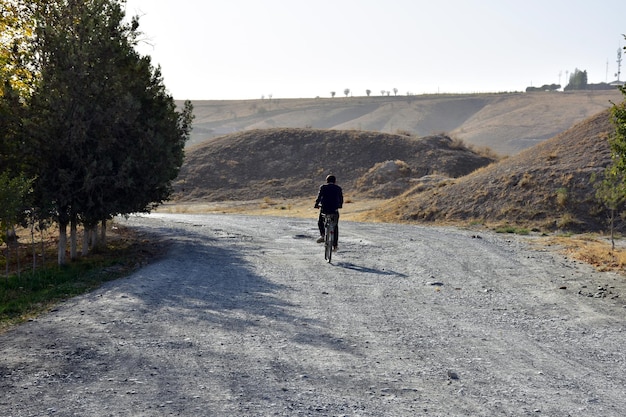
[1,213,625,416]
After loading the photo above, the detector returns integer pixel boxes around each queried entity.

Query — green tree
[564,68,588,91]
[0,82,26,174]
[0,8,35,263]
[0,0,37,96]
[27,0,193,264]
[1,0,37,179]
[596,40,626,247]
[594,166,626,249]
[27,0,117,263]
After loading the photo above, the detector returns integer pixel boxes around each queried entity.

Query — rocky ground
[1,213,625,416]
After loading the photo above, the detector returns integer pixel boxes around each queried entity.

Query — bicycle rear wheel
[324,217,333,262]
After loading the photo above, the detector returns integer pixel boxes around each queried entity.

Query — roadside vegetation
[1,0,190,329]
[0,223,166,332]
[1,0,193,267]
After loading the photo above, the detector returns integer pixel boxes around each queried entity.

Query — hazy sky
[124,0,626,100]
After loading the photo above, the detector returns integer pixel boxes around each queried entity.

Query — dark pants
[318,211,339,246]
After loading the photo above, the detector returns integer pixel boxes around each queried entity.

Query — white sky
[124,0,626,100]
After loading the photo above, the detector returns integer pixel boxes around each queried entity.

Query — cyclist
[314,174,343,250]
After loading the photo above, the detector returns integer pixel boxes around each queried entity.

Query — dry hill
[174,95,625,232]
[183,90,622,155]
[174,128,495,202]
[369,109,616,231]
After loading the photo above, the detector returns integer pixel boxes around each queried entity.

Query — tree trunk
[82,225,90,256]
[4,247,7,281]
[31,220,36,273]
[70,216,78,260]
[610,209,616,251]
[5,228,15,278]
[13,226,20,279]
[100,219,107,246]
[58,220,68,266]
[90,224,98,250]
[40,223,45,268]
[4,229,8,279]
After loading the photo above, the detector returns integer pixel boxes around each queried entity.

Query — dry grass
[1,224,168,331]
[543,234,626,272]
[157,197,387,222]
[0,222,162,277]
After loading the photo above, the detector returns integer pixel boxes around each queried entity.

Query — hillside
[183,90,622,156]
[174,129,495,202]
[368,109,616,231]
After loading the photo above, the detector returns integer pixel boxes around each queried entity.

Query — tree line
[0,0,193,266]
[526,68,619,92]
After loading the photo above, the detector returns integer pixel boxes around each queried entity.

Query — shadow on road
[122,223,361,357]
[334,261,408,278]
[0,217,390,414]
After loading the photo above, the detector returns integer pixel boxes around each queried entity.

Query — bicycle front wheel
[325,234,332,262]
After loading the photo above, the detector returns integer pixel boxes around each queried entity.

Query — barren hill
[174,92,626,232]
[184,90,622,155]
[174,128,495,202]
[369,109,616,231]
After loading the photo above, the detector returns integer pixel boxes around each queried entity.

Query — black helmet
[326,175,336,183]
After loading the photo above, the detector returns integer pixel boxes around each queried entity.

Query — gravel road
[1,213,626,416]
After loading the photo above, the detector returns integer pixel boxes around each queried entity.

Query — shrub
[519,173,533,188]
[557,213,578,229]
[395,129,413,137]
[449,136,466,150]
[556,188,569,207]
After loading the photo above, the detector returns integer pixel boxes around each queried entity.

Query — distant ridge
[182,90,622,156]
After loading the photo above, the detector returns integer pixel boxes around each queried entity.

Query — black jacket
[315,183,343,214]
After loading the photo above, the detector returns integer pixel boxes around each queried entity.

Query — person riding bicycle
[314,175,343,250]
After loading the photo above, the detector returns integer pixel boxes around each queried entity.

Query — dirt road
[1,213,625,416]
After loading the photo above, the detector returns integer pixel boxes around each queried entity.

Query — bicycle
[322,213,338,263]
